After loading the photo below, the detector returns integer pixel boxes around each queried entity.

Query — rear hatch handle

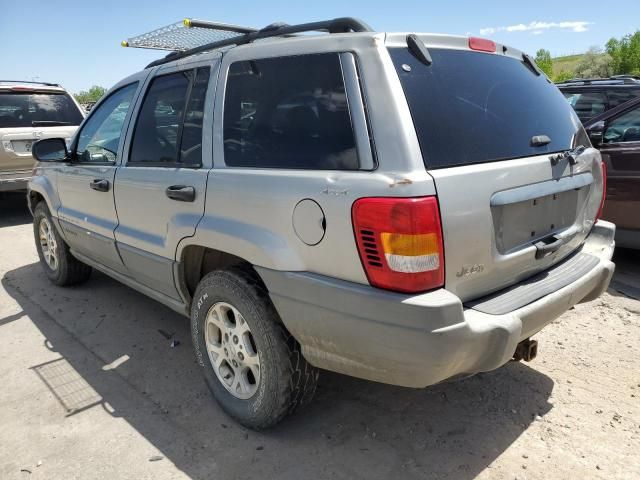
[534,228,578,259]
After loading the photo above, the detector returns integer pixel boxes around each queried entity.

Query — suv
[0,81,83,192]
[557,76,640,123]
[584,96,640,248]
[28,18,615,429]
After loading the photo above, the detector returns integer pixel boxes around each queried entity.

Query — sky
[1,0,638,94]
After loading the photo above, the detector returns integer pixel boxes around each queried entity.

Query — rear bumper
[257,220,615,388]
[0,171,30,192]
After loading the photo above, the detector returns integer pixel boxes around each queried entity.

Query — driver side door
[56,78,144,274]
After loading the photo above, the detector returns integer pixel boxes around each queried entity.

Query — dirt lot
[0,191,638,480]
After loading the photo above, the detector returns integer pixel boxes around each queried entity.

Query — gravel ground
[0,191,638,480]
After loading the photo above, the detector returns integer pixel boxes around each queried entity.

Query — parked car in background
[28,18,614,429]
[557,76,640,123]
[0,81,83,192]
[584,96,640,249]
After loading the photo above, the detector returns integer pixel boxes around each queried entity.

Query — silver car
[0,81,83,191]
[28,18,615,429]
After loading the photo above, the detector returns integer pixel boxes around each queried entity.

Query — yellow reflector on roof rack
[121,40,129,47]
[183,18,192,28]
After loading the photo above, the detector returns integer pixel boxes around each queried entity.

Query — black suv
[557,76,640,123]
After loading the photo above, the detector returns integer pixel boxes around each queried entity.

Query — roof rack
[123,17,372,69]
[122,19,258,52]
[556,76,640,85]
[0,80,60,87]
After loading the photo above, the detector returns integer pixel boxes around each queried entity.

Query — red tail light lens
[469,37,496,53]
[597,160,607,220]
[352,197,445,293]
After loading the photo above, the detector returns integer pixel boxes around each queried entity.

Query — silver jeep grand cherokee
[28,18,615,429]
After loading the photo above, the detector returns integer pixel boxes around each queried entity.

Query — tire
[191,268,319,429]
[33,202,92,286]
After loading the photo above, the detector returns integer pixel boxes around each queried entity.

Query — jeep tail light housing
[352,196,445,293]
[597,160,607,220]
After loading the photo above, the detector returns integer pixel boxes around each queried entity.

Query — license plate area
[492,187,587,254]
[11,140,33,153]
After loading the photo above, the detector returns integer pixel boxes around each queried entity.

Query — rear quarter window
[223,53,359,170]
[389,48,581,169]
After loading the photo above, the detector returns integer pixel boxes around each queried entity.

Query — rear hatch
[387,37,605,302]
[0,87,83,173]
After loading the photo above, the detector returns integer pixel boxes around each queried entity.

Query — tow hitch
[513,338,538,362]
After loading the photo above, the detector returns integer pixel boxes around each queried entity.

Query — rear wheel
[190,268,318,429]
[33,202,92,286]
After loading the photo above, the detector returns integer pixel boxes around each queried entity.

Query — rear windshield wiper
[550,145,587,166]
[31,121,73,127]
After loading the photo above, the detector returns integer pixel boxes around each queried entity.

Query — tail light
[596,160,607,220]
[352,196,445,294]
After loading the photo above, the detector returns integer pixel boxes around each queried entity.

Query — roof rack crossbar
[144,17,372,68]
[183,18,257,34]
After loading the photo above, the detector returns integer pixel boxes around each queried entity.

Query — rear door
[113,62,215,299]
[0,88,83,175]
[389,44,604,301]
[594,100,640,231]
[56,80,142,274]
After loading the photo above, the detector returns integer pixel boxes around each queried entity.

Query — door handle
[165,185,196,202]
[90,179,110,192]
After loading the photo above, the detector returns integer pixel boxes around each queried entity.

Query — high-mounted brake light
[352,197,445,294]
[596,160,607,220]
[10,86,35,92]
[469,37,496,53]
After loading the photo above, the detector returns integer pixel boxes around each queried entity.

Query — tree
[74,85,106,104]
[574,47,613,78]
[534,49,554,77]
[606,31,640,75]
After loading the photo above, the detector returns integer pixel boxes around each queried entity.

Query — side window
[604,105,640,143]
[76,83,137,163]
[129,67,210,166]
[607,90,640,109]
[223,53,359,170]
[564,91,607,123]
[130,72,190,164]
[181,67,210,165]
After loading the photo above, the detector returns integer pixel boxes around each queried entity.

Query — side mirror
[586,120,605,147]
[32,138,69,162]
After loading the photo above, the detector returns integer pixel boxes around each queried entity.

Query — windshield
[389,47,583,169]
[0,91,83,128]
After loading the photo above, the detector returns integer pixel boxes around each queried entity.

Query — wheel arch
[176,244,268,304]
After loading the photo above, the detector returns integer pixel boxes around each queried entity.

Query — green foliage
[606,31,640,75]
[574,47,613,78]
[553,70,575,83]
[534,49,554,77]
[74,85,106,105]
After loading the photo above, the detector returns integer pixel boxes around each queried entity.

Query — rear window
[389,48,581,169]
[0,91,83,128]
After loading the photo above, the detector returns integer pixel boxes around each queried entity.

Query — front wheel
[33,202,92,286]
[191,268,318,429]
